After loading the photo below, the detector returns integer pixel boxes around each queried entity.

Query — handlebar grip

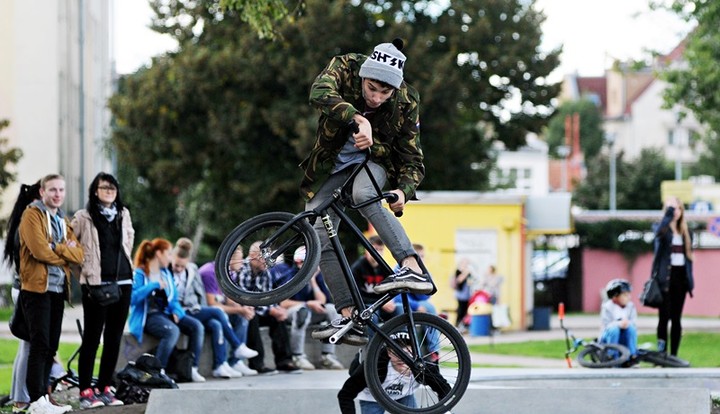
[384,193,404,217]
[558,302,565,320]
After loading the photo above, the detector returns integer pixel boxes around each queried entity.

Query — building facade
[0,0,114,216]
[0,0,114,284]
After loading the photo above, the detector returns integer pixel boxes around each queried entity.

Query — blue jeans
[176,314,204,367]
[600,325,638,356]
[360,395,415,414]
[228,314,250,365]
[307,161,416,312]
[189,307,241,369]
[144,312,181,368]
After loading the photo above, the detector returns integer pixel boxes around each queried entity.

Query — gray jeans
[305,161,416,312]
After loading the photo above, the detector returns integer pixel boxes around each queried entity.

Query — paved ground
[3,306,720,413]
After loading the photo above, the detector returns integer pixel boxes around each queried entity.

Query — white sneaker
[28,396,62,414]
[292,354,315,370]
[191,366,206,382]
[231,360,258,376]
[234,343,259,359]
[320,353,345,370]
[213,362,243,378]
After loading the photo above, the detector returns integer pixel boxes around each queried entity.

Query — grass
[468,332,720,368]
[0,339,101,396]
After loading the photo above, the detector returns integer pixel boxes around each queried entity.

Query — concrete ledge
[117,325,358,376]
[146,387,711,414]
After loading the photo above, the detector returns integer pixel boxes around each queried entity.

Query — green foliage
[544,99,605,160]
[468,332,720,367]
[109,0,560,251]
[0,120,23,218]
[219,0,304,39]
[573,148,674,210]
[574,220,654,260]
[660,1,720,179]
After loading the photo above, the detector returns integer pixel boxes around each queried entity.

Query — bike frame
[260,153,426,367]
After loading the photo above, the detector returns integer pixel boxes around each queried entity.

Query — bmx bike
[560,303,690,368]
[215,125,471,414]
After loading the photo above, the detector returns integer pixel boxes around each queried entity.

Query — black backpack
[115,354,178,404]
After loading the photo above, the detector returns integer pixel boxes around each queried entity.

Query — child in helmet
[600,279,638,365]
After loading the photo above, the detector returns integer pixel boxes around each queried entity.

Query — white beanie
[359,38,406,89]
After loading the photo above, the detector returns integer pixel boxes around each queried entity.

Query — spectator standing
[351,236,401,325]
[4,181,40,413]
[19,174,83,414]
[276,246,344,370]
[451,258,472,330]
[71,173,134,408]
[128,238,205,382]
[198,255,259,376]
[477,265,504,305]
[652,196,694,356]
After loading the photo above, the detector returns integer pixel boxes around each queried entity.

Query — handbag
[640,272,663,308]
[87,246,123,306]
[88,282,121,306]
[9,294,30,341]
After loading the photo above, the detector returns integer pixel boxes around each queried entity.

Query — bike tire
[364,313,471,414]
[577,343,630,368]
[215,211,320,307]
[639,351,691,368]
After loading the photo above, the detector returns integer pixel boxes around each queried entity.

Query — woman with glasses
[71,172,135,408]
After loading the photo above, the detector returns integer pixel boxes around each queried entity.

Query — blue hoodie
[128,266,186,343]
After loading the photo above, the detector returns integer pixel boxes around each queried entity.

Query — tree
[573,148,673,210]
[109,0,561,254]
[661,1,720,178]
[0,119,24,222]
[544,99,605,160]
[218,0,304,39]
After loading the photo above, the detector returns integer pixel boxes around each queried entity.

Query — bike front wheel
[215,212,320,306]
[364,313,471,414]
[577,343,630,368]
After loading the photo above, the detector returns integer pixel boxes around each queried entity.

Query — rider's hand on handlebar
[352,115,373,150]
[388,189,406,213]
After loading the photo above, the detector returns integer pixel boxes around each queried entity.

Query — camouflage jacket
[300,53,424,201]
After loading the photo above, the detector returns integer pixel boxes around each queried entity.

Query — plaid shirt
[236,258,279,315]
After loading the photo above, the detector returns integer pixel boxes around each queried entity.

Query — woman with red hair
[128,238,205,380]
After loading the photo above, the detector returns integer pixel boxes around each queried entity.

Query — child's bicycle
[560,303,631,368]
[559,303,690,368]
[215,129,471,414]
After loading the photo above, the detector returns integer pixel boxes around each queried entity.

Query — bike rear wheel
[638,350,690,368]
[577,343,630,368]
[364,313,471,414]
[215,212,320,306]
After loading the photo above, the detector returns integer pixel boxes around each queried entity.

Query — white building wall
[0,0,114,283]
[495,149,550,196]
[608,79,702,165]
[0,0,113,217]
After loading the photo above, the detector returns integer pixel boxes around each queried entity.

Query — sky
[114,0,694,79]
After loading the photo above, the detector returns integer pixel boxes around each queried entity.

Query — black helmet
[605,279,631,298]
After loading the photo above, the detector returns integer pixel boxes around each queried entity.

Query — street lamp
[605,132,617,211]
[674,115,683,181]
[556,145,570,191]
